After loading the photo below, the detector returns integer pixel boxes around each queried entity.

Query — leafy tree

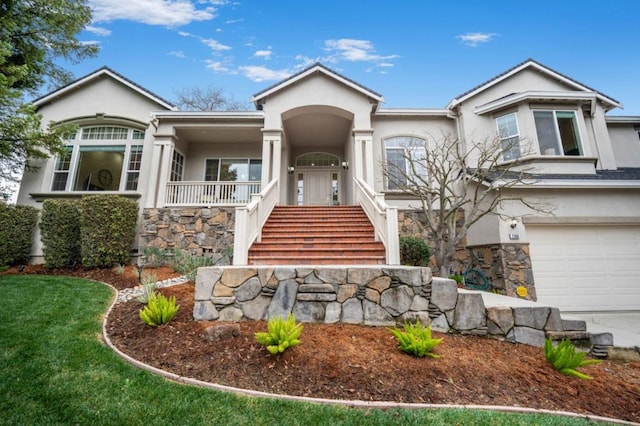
[174,85,249,111]
[0,0,97,192]
[384,133,551,276]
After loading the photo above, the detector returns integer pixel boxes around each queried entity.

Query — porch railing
[233,179,279,265]
[354,177,400,265]
[165,181,261,206]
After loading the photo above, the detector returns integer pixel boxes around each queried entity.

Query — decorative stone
[337,284,358,302]
[266,279,298,319]
[410,295,430,311]
[324,302,341,323]
[430,313,450,333]
[211,296,235,306]
[315,267,348,284]
[292,301,325,323]
[221,268,257,288]
[382,267,422,286]
[562,318,587,331]
[194,267,222,300]
[298,284,335,293]
[296,268,314,278]
[512,326,546,347]
[241,295,271,320]
[202,323,240,341]
[341,298,363,324]
[513,307,550,330]
[348,268,383,285]
[591,332,614,346]
[274,267,296,280]
[257,267,274,286]
[297,293,337,302]
[381,285,413,316]
[193,301,219,321]
[398,311,430,326]
[486,306,514,335]
[453,293,486,331]
[363,300,395,326]
[212,283,233,297]
[367,276,391,293]
[219,306,243,322]
[303,274,324,284]
[544,308,563,332]
[486,319,503,336]
[421,267,433,285]
[364,288,380,304]
[430,279,458,312]
[234,277,262,302]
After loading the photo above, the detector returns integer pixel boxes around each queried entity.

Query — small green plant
[114,264,125,275]
[388,321,443,358]
[136,273,158,304]
[142,246,167,268]
[254,314,303,355]
[399,236,432,266]
[139,292,180,327]
[171,249,214,281]
[544,338,601,379]
[448,273,463,284]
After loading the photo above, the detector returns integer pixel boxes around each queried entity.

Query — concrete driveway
[563,312,640,354]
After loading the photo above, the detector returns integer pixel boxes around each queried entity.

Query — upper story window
[51,126,146,192]
[496,113,521,161]
[384,136,427,190]
[534,110,582,156]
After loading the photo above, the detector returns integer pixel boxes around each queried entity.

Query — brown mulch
[5,265,640,422]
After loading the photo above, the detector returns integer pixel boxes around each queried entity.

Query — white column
[353,129,374,186]
[260,137,271,187]
[261,129,282,182]
[145,142,163,208]
[155,140,174,208]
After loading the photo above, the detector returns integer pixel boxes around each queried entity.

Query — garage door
[528,225,640,312]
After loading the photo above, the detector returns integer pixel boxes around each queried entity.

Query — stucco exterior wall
[608,123,640,167]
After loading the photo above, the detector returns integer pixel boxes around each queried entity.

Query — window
[496,113,521,161]
[204,159,262,182]
[170,151,184,182]
[534,110,582,156]
[384,136,427,190]
[51,126,145,192]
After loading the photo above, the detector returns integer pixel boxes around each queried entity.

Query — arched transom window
[295,152,340,167]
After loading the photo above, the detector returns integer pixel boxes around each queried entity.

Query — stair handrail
[354,178,400,264]
[233,179,278,265]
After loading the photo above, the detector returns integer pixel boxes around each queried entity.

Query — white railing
[233,179,279,265]
[165,181,261,206]
[354,178,400,265]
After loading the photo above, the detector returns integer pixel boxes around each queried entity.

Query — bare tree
[174,86,249,111]
[384,133,552,277]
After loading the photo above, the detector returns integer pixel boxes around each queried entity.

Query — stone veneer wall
[192,266,598,349]
[140,207,235,257]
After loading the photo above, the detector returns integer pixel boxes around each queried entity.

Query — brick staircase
[247,205,386,265]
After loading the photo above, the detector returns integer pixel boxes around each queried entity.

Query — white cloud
[168,50,186,58]
[378,62,394,68]
[239,65,291,82]
[206,60,232,73]
[226,18,243,24]
[253,49,272,60]
[457,32,498,47]
[89,0,217,27]
[203,38,231,51]
[86,25,112,36]
[324,38,398,63]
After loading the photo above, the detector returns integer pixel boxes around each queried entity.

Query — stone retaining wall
[193,266,598,350]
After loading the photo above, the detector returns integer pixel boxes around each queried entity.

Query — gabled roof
[33,66,176,110]
[252,62,384,107]
[447,59,621,111]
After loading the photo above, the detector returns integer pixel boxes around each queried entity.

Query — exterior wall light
[341,161,349,170]
[287,165,295,174]
[510,218,518,229]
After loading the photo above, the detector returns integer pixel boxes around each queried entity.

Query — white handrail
[165,181,261,206]
[354,178,400,265]
[232,179,278,265]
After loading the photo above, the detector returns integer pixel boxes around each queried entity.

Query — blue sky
[61,0,640,114]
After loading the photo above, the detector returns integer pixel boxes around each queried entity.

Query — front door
[297,170,339,205]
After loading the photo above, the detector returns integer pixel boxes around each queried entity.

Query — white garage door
[528,225,640,312]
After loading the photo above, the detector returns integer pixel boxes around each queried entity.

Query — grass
[0,275,600,426]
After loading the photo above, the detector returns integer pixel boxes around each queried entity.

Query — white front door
[303,171,332,205]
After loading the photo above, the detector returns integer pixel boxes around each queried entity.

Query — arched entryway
[294,152,342,205]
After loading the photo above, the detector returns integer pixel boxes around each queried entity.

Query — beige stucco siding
[608,123,640,167]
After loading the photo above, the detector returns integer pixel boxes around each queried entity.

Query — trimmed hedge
[399,236,432,267]
[80,195,138,269]
[0,204,38,266]
[40,199,81,268]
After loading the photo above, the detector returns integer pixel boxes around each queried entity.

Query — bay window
[534,110,582,156]
[384,136,427,190]
[496,113,521,161]
[51,126,145,192]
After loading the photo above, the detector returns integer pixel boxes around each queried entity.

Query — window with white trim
[170,150,184,182]
[384,136,427,190]
[496,113,521,161]
[50,126,145,192]
[534,110,582,156]
[204,159,262,182]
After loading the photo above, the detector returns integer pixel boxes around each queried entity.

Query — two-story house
[17,59,640,312]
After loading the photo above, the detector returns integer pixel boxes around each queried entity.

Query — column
[154,139,174,208]
[353,129,374,187]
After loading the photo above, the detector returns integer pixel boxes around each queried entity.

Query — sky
[55,0,640,115]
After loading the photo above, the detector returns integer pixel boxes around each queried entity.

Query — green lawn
[0,275,598,425]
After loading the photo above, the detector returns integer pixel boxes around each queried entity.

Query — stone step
[250,241,383,250]
[248,247,386,257]
[248,255,386,265]
[562,318,587,331]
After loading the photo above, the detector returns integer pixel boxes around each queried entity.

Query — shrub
[139,292,180,326]
[171,249,214,281]
[40,199,81,268]
[80,195,138,269]
[544,338,601,379]
[254,314,303,355]
[388,321,443,358]
[0,204,38,266]
[399,236,432,266]
[142,246,168,268]
[136,273,158,304]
